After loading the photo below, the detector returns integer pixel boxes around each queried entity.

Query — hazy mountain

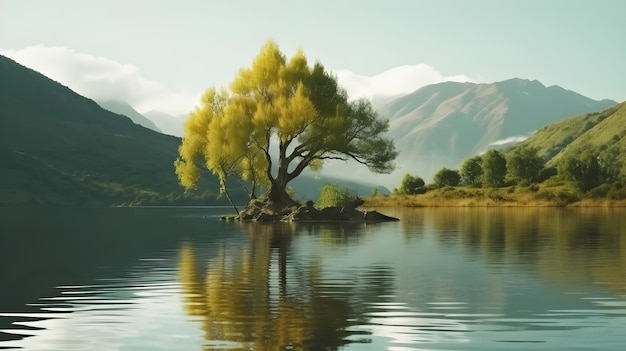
[0,54,238,206]
[97,100,162,133]
[144,110,186,137]
[513,102,626,174]
[378,78,617,181]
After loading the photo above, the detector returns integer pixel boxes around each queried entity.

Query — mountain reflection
[178,222,394,351]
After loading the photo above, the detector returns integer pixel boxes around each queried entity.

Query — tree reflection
[177,223,395,350]
[425,208,626,294]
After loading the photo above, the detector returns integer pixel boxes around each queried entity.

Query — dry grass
[363,185,626,208]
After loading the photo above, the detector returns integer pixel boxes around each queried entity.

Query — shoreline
[361,187,626,208]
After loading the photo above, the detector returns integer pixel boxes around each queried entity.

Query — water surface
[1,207,625,350]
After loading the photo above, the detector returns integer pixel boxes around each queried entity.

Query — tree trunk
[223,188,240,215]
[267,180,297,207]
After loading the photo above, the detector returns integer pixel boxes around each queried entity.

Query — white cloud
[488,135,529,146]
[1,45,199,116]
[335,64,473,100]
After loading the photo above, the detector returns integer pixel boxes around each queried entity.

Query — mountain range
[379,79,616,181]
[1,52,622,206]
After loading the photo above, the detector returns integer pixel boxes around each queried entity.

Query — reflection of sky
[0,258,207,351]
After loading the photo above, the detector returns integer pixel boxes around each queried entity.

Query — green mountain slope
[0,55,233,206]
[518,102,626,174]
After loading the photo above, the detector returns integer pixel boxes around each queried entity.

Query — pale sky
[1,0,625,115]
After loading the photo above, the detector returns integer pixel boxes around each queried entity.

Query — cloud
[488,135,529,146]
[1,45,199,115]
[335,64,473,100]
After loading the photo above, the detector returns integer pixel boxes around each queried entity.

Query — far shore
[361,186,626,208]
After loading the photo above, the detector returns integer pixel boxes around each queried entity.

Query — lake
[1,207,625,350]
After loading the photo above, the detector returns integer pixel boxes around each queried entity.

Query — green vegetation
[506,145,544,184]
[316,183,361,208]
[369,102,626,208]
[175,40,397,211]
[460,156,483,186]
[0,54,241,206]
[432,168,461,187]
[394,174,426,195]
[482,150,507,187]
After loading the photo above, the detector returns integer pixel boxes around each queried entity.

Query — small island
[174,41,399,222]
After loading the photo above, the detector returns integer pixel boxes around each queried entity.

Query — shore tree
[432,167,461,188]
[395,173,426,195]
[175,41,397,208]
[559,151,619,192]
[482,149,507,187]
[460,156,483,186]
[506,145,544,184]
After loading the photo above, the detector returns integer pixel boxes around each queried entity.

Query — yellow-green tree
[175,40,397,206]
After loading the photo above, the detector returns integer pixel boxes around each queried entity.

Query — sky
[1,0,625,116]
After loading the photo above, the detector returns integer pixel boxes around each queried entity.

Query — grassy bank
[362,183,626,208]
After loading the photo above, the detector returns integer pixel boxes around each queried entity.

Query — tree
[507,146,544,184]
[559,151,619,192]
[395,174,426,195]
[482,149,507,187]
[432,167,461,188]
[459,156,483,186]
[175,41,397,208]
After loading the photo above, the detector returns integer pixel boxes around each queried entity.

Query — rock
[229,195,399,222]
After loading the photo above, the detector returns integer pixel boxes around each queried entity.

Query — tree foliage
[175,41,397,207]
[395,173,426,195]
[316,183,360,208]
[459,156,483,186]
[482,150,507,187]
[558,151,620,192]
[432,168,461,188]
[506,146,544,184]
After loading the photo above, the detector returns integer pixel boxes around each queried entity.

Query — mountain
[513,102,626,175]
[0,54,236,206]
[379,78,617,182]
[0,55,382,206]
[144,110,186,137]
[97,100,162,133]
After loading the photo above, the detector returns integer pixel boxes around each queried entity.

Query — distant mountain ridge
[378,78,617,181]
[97,100,162,133]
[144,110,186,137]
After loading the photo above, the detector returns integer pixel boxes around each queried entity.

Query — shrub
[316,183,361,208]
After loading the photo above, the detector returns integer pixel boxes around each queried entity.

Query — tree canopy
[395,173,426,195]
[559,151,619,192]
[506,146,544,184]
[482,149,507,187]
[175,41,397,208]
[460,156,483,186]
[432,167,461,188]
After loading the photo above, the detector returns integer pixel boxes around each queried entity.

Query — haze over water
[1,207,625,350]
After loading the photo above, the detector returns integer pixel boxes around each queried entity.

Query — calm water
[0,207,625,350]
